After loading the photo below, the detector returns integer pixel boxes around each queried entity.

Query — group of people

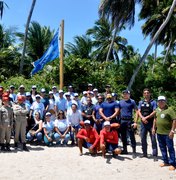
[0,83,175,171]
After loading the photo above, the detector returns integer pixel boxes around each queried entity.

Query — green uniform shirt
[156,106,176,135]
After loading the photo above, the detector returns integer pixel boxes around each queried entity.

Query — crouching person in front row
[76,120,100,156]
[0,97,13,151]
[43,112,55,146]
[100,121,121,158]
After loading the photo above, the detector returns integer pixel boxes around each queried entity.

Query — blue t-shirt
[100,101,119,117]
[119,99,137,118]
[93,103,102,119]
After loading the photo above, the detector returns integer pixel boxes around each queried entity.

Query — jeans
[120,120,136,151]
[54,132,70,144]
[70,124,80,142]
[26,132,43,142]
[44,132,54,146]
[157,134,176,166]
[140,123,158,156]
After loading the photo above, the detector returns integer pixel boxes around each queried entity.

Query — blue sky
[2,0,163,56]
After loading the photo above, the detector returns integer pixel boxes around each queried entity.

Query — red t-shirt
[100,128,118,145]
[76,127,100,148]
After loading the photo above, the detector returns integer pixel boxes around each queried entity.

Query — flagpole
[59,20,64,89]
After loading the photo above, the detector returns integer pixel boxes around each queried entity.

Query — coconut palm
[20,0,37,74]
[86,18,128,63]
[17,21,54,60]
[65,35,93,59]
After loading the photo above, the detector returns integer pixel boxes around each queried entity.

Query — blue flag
[31,29,59,75]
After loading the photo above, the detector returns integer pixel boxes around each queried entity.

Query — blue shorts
[106,142,118,152]
[83,140,92,149]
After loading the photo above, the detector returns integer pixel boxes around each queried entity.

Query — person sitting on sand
[100,121,121,158]
[54,110,70,146]
[76,120,100,156]
[43,112,55,146]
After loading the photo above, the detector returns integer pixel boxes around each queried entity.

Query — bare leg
[78,138,83,155]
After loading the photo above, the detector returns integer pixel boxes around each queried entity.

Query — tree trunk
[163,34,172,65]
[127,0,176,90]
[106,25,118,62]
[19,0,36,74]
[152,41,158,74]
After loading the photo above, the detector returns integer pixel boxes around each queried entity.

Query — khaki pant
[15,120,27,143]
[0,125,11,144]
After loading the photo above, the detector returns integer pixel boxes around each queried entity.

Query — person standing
[153,96,176,171]
[0,97,13,151]
[13,95,29,151]
[138,88,158,160]
[119,90,137,158]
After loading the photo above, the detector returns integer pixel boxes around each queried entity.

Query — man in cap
[76,120,100,156]
[52,86,59,99]
[87,83,93,91]
[16,85,25,101]
[0,97,13,151]
[153,96,176,170]
[104,84,111,98]
[100,121,121,158]
[13,95,29,151]
[9,85,16,103]
[138,88,158,160]
[119,90,138,158]
[40,88,49,109]
[99,93,119,124]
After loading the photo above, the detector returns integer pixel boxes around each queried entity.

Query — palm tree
[128,0,176,90]
[0,1,8,19]
[99,0,138,61]
[86,18,128,63]
[65,35,92,59]
[17,21,54,60]
[20,0,37,74]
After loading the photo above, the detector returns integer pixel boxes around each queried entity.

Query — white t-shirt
[67,109,83,126]
[30,101,45,118]
[54,119,69,132]
[43,121,54,133]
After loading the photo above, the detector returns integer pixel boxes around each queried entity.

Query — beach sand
[0,135,176,180]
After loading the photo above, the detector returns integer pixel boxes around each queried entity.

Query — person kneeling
[100,121,121,158]
[76,120,100,156]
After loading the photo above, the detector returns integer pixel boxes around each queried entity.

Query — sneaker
[160,163,169,167]
[169,165,175,171]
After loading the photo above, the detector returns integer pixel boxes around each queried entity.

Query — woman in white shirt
[54,110,70,146]
[43,112,55,146]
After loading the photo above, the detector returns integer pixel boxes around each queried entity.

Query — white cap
[32,85,37,89]
[84,120,90,124]
[65,92,70,96]
[104,121,110,126]
[49,91,53,95]
[52,86,57,89]
[26,92,31,96]
[45,112,51,116]
[19,85,25,88]
[88,83,93,87]
[35,94,41,98]
[59,90,64,93]
[93,88,98,92]
[40,88,46,93]
[74,93,78,97]
[83,91,87,95]
[158,96,166,101]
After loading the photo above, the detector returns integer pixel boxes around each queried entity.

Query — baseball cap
[158,96,166,101]
[26,92,31,96]
[19,85,25,89]
[10,85,15,88]
[104,121,111,126]
[74,93,78,97]
[68,85,73,88]
[35,94,41,98]
[49,91,53,95]
[93,88,98,92]
[17,95,24,101]
[32,85,37,89]
[105,84,111,88]
[40,88,46,93]
[52,86,57,89]
[88,83,93,87]
[45,112,51,116]
[106,94,112,99]
[84,120,91,125]
[59,90,64,93]
[65,92,70,96]
[122,90,130,94]
[83,91,87,95]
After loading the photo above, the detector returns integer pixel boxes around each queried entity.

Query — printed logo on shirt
[160,114,165,119]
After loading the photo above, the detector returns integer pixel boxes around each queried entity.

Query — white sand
[0,135,176,180]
